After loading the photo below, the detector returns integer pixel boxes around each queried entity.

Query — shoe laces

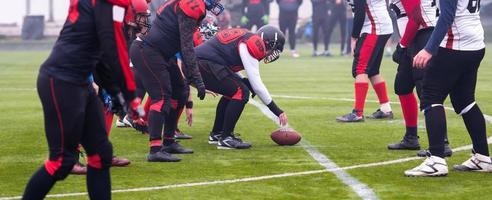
[230,133,243,142]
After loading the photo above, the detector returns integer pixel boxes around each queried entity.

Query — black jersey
[195,28,266,72]
[40,0,135,99]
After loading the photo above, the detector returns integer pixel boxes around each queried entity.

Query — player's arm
[400,0,424,47]
[176,6,206,99]
[423,0,458,55]
[94,0,135,101]
[351,0,366,39]
[239,43,283,117]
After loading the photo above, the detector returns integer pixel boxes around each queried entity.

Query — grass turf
[0,45,491,199]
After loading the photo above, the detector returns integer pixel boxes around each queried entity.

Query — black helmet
[257,25,285,64]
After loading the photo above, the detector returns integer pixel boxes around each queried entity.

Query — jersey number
[467,0,481,13]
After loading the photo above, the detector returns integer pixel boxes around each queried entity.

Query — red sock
[354,82,369,116]
[104,108,114,136]
[143,97,151,122]
[373,81,390,104]
[399,93,418,127]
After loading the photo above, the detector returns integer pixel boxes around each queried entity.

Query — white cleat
[454,153,492,172]
[115,119,127,127]
[405,156,448,177]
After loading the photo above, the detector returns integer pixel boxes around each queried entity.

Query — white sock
[380,102,392,113]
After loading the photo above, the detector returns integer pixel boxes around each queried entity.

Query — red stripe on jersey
[113,21,136,92]
[365,5,376,34]
[446,28,454,49]
[355,34,378,75]
[68,0,79,23]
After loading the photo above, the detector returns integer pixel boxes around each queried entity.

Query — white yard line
[249,100,378,200]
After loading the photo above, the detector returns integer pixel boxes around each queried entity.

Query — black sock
[212,97,229,133]
[462,105,489,156]
[404,127,418,139]
[148,110,165,143]
[22,166,57,200]
[425,106,447,158]
[221,100,245,139]
[87,166,111,200]
[163,137,174,146]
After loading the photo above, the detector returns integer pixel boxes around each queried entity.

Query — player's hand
[241,16,249,25]
[186,108,193,126]
[351,37,357,55]
[128,97,145,120]
[261,15,269,24]
[413,49,432,69]
[92,82,99,95]
[197,85,206,100]
[392,44,406,64]
[279,112,288,127]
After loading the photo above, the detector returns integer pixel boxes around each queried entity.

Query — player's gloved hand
[261,15,269,24]
[392,44,407,64]
[242,78,256,98]
[196,82,206,100]
[241,16,249,25]
[128,97,145,120]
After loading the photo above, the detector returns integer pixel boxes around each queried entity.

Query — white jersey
[389,0,437,37]
[347,0,393,35]
[438,0,485,51]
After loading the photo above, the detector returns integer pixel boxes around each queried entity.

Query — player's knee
[44,153,78,180]
[452,100,477,115]
[394,83,413,95]
[420,103,444,113]
[87,141,113,170]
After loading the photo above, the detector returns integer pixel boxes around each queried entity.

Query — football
[271,128,302,146]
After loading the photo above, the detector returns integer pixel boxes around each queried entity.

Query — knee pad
[455,101,476,115]
[44,153,78,180]
[421,104,444,113]
[87,141,113,170]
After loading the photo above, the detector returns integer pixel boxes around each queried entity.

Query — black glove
[242,78,256,98]
[392,44,407,64]
[196,82,206,100]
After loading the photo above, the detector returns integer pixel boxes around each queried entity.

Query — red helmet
[125,0,151,36]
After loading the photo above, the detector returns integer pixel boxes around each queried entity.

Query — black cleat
[208,131,222,144]
[162,142,194,154]
[367,109,394,119]
[388,136,420,150]
[336,110,364,123]
[217,135,251,150]
[147,151,181,162]
[417,144,453,157]
[174,129,192,139]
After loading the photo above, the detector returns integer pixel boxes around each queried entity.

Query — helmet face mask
[134,11,151,35]
[257,25,285,64]
[204,0,224,16]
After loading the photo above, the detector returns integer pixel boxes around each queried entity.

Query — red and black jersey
[40,0,136,99]
[142,0,206,59]
[195,28,266,72]
[193,29,204,46]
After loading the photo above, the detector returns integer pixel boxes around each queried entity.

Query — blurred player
[22,0,140,199]
[195,25,289,149]
[336,0,394,122]
[405,0,491,177]
[130,0,224,162]
[241,0,271,30]
[386,0,453,157]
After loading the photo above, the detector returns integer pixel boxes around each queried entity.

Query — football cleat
[208,131,222,144]
[367,109,394,119]
[388,136,420,150]
[162,141,193,154]
[404,155,448,177]
[417,145,453,157]
[111,156,131,167]
[336,110,364,123]
[147,150,181,162]
[453,152,492,172]
[217,135,251,150]
[174,129,193,139]
[70,162,87,175]
[115,118,128,128]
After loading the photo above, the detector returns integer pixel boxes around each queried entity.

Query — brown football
[271,128,302,146]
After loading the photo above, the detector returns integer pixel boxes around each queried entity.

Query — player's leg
[80,91,113,200]
[174,86,193,140]
[336,33,373,122]
[338,8,347,55]
[450,49,492,172]
[288,11,300,58]
[388,52,420,150]
[312,17,321,56]
[368,34,393,119]
[208,97,230,143]
[23,75,85,199]
[324,10,338,56]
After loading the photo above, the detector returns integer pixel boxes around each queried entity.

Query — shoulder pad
[193,29,204,46]
[245,35,266,61]
[216,28,248,44]
[178,0,206,21]
[106,0,130,7]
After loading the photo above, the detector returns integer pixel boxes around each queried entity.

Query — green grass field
[1,45,492,200]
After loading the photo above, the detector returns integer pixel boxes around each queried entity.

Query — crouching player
[405,0,491,176]
[387,0,452,157]
[195,26,289,149]
[22,0,140,199]
[337,0,394,122]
